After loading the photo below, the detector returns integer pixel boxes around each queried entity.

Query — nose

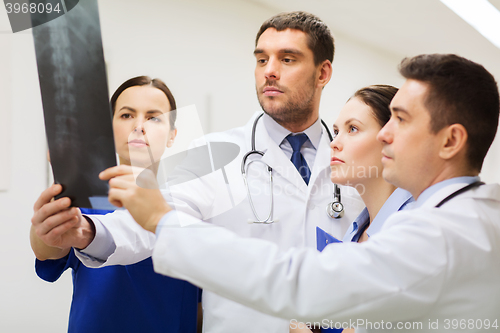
[330,135,343,152]
[133,118,146,134]
[264,57,280,80]
[377,119,393,144]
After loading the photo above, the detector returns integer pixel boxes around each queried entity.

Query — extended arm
[152,211,446,323]
[101,165,447,323]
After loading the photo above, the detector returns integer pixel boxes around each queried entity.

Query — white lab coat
[78,112,365,333]
[151,182,500,332]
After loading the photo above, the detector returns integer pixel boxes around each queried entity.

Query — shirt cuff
[155,211,178,236]
[155,210,206,236]
[77,215,116,261]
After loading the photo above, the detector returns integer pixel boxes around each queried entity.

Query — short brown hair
[399,54,499,171]
[110,76,177,130]
[352,85,398,127]
[255,11,334,66]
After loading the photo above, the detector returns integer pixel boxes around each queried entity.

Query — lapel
[308,129,331,189]
[253,117,308,195]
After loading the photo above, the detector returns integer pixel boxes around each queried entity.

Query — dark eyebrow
[118,107,164,114]
[280,48,304,56]
[146,110,164,115]
[332,118,363,131]
[118,106,136,112]
[344,118,363,125]
[253,48,304,56]
[391,106,411,116]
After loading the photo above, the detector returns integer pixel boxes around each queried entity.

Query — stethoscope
[241,113,344,224]
[435,180,484,208]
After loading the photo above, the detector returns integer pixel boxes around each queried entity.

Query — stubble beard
[257,73,317,129]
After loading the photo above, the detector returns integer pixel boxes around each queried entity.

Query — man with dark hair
[396,54,498,172]
[100,53,500,332]
[31,11,363,333]
[256,11,335,66]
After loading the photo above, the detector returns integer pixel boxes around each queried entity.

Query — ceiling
[245,0,500,80]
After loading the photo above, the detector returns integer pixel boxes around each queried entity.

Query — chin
[382,169,397,186]
[330,166,347,184]
[330,175,347,186]
[128,159,151,169]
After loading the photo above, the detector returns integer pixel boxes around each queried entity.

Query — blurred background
[1,0,500,331]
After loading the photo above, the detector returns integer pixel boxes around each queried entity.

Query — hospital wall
[0,0,498,332]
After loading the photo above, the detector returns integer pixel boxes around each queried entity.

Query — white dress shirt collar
[262,112,322,150]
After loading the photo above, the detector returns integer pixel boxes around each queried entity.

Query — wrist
[75,215,96,250]
[147,205,171,233]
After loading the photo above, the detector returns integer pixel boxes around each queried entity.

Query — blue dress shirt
[317,188,414,251]
[413,176,480,208]
[342,188,414,242]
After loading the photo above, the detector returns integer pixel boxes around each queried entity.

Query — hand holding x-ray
[100,165,172,233]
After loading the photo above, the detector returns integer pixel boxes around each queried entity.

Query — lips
[263,86,283,96]
[381,150,393,162]
[128,139,148,148]
[330,157,345,165]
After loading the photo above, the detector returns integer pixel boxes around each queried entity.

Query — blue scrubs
[35,208,198,333]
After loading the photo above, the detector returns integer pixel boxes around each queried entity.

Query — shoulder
[206,114,262,141]
[381,184,500,243]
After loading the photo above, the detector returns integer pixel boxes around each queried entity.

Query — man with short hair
[102,53,500,332]
[32,12,364,332]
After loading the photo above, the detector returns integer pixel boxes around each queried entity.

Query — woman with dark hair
[30,76,198,333]
[292,85,414,333]
[327,85,413,245]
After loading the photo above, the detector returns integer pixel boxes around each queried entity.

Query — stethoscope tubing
[242,113,343,223]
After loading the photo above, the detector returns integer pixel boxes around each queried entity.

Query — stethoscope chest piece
[326,201,344,219]
[326,183,344,219]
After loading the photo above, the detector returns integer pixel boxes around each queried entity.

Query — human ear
[166,128,177,148]
[317,60,332,89]
[438,124,468,160]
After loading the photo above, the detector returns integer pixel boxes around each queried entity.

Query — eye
[120,113,132,119]
[348,125,358,133]
[332,128,338,138]
[148,116,162,123]
[257,58,268,65]
[282,58,294,63]
[391,112,404,123]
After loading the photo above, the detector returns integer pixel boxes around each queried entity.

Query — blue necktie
[286,133,311,185]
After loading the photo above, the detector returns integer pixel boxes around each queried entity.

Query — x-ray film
[31,0,116,210]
